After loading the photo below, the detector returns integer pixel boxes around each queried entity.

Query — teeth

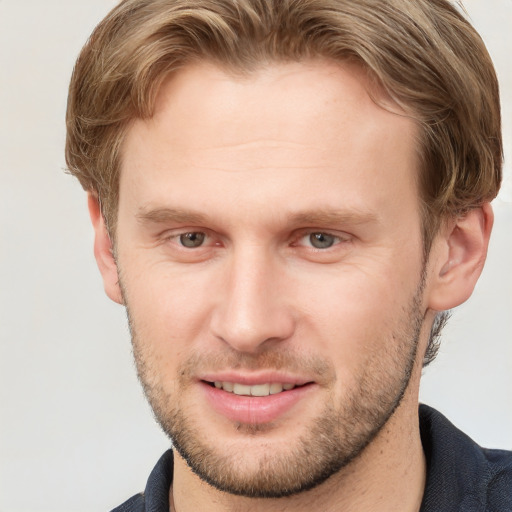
[212,381,297,396]
[233,383,251,395]
[269,383,284,394]
[250,384,270,397]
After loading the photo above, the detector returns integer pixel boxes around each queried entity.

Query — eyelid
[161,228,211,246]
[158,227,351,250]
[294,229,351,247]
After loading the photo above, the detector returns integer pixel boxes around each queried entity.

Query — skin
[89,60,493,512]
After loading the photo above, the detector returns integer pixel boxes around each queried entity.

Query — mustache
[176,348,336,382]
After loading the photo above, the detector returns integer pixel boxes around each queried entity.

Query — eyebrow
[136,207,209,225]
[287,210,379,227]
[136,206,378,228]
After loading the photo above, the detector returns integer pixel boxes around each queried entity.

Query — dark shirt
[111,405,512,511]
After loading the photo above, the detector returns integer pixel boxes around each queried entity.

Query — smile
[212,381,298,396]
[201,379,314,424]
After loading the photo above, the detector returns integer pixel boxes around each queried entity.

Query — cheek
[122,259,216,349]
[293,264,418,366]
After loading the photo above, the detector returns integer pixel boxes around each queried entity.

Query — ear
[427,203,494,311]
[87,193,124,304]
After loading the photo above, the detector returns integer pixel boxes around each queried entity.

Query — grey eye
[309,232,336,249]
[179,232,206,248]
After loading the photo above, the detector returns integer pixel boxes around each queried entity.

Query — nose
[210,245,296,353]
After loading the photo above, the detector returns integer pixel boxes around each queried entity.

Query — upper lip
[199,371,314,386]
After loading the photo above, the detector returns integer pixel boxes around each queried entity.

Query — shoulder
[420,404,512,511]
[480,446,512,511]
[110,493,145,512]
[110,449,174,512]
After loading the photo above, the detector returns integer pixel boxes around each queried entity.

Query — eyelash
[163,230,213,249]
[296,231,348,250]
[162,229,350,251]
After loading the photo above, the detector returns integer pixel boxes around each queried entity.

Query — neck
[170,384,426,512]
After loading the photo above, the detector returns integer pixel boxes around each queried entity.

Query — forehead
[147,58,413,156]
[119,59,420,225]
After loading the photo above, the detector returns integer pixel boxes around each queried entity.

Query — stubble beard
[125,278,425,499]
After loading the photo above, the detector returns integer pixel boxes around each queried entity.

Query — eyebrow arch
[136,207,209,225]
[287,209,379,227]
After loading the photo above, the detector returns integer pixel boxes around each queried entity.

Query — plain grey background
[0,1,510,511]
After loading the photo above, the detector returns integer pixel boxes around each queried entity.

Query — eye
[179,232,206,248]
[308,232,338,249]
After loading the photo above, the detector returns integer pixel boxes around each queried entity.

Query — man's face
[114,60,429,497]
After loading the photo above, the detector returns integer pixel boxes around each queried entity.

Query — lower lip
[200,382,315,424]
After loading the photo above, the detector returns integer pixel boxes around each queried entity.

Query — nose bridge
[211,242,294,352]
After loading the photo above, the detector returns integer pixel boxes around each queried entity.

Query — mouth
[200,377,315,424]
[205,381,304,396]
[198,371,317,424]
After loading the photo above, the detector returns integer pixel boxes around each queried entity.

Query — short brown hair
[66,0,502,237]
[65,0,502,363]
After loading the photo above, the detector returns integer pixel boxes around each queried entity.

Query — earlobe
[87,193,124,305]
[427,203,494,311]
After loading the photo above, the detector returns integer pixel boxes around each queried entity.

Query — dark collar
[419,404,512,511]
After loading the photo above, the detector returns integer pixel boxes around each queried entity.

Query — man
[65,0,511,510]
